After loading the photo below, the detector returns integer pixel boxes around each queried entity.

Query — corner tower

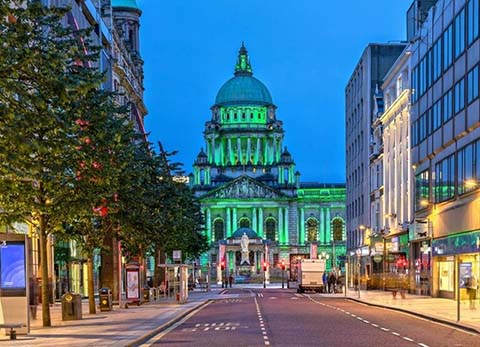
[192,44,298,194]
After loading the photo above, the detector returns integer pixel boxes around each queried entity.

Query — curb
[345,297,480,335]
[125,299,213,347]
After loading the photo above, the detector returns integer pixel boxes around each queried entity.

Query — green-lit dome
[215,76,273,106]
[215,43,273,106]
[112,0,139,9]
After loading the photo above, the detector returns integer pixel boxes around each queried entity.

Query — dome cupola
[214,43,273,107]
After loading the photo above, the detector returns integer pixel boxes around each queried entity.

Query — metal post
[263,269,266,289]
[457,257,460,322]
[282,269,284,289]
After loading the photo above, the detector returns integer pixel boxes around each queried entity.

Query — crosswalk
[181,322,243,333]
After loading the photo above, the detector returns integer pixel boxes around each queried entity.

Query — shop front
[432,230,480,299]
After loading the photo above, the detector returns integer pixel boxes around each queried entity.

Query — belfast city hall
[189,44,346,284]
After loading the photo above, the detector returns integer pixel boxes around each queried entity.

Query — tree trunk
[39,214,51,327]
[87,256,96,314]
[153,246,165,287]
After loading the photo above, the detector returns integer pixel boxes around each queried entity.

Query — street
[142,288,479,347]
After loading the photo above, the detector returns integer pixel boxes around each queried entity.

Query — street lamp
[263,261,268,289]
[280,260,286,289]
[355,248,361,298]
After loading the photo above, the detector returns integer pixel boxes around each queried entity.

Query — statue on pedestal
[240,232,250,265]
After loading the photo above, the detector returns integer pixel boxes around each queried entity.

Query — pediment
[205,176,283,199]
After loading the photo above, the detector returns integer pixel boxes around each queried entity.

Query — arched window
[214,219,224,241]
[239,218,250,228]
[265,218,276,241]
[332,218,344,241]
[307,218,318,242]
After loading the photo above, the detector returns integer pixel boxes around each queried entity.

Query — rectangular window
[433,100,442,130]
[444,24,454,70]
[443,89,453,122]
[434,154,455,203]
[458,139,479,195]
[455,9,466,58]
[467,65,479,103]
[415,170,430,211]
[454,78,465,113]
[419,113,426,142]
[412,120,418,146]
[468,0,479,45]
[412,66,418,103]
[433,38,443,81]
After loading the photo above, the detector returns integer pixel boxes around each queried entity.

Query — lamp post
[280,260,286,289]
[263,261,267,289]
[355,248,361,298]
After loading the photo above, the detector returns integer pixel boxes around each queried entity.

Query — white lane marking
[204,327,210,331]
[139,301,213,346]
[263,336,268,340]
[418,344,430,347]
[403,337,414,342]
[362,320,370,324]
[392,332,400,336]
[381,328,390,332]
[291,297,299,300]
[371,324,379,328]
[265,342,270,346]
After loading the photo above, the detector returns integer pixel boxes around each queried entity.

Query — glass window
[214,219,224,241]
[434,154,455,203]
[467,65,479,103]
[306,218,318,242]
[443,89,453,122]
[412,66,418,103]
[444,24,454,70]
[415,170,430,210]
[455,9,466,58]
[468,0,479,44]
[454,78,465,113]
[433,38,443,81]
[239,218,250,228]
[266,218,276,241]
[433,100,442,130]
[458,140,479,195]
[332,219,344,241]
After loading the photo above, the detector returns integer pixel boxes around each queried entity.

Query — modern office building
[190,44,346,283]
[409,0,480,299]
[345,43,406,287]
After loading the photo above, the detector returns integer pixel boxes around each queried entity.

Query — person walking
[466,274,477,309]
[328,271,336,294]
[322,271,328,293]
[228,273,233,288]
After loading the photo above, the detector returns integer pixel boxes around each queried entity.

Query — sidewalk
[322,289,480,334]
[0,288,226,347]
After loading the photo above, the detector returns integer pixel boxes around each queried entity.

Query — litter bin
[61,292,82,320]
[143,287,150,302]
[99,287,113,312]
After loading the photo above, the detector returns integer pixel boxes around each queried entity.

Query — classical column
[232,208,237,233]
[263,138,268,165]
[300,208,305,245]
[211,137,216,164]
[319,208,325,244]
[247,137,252,163]
[237,137,242,164]
[258,208,264,237]
[226,207,231,237]
[284,206,289,245]
[206,208,212,242]
[325,208,331,243]
[256,137,261,164]
[252,207,257,233]
[278,207,283,243]
[228,138,233,164]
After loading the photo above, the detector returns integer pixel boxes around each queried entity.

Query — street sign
[173,250,182,261]
[373,255,382,263]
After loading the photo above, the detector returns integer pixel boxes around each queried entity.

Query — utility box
[99,288,112,312]
[61,292,82,320]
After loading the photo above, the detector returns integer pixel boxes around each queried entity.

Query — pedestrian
[466,274,478,309]
[328,271,336,293]
[228,273,233,288]
[322,271,328,293]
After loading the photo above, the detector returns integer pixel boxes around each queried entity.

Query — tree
[0,1,104,326]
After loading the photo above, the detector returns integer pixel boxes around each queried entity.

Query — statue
[240,232,250,265]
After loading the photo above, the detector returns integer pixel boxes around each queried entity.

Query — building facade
[191,45,346,283]
[410,0,480,299]
[369,49,416,290]
[345,43,406,288]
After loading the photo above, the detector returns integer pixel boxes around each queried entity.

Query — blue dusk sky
[139,1,410,182]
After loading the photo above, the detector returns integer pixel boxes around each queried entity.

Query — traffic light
[263,262,267,272]
[220,260,225,271]
[280,260,286,271]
